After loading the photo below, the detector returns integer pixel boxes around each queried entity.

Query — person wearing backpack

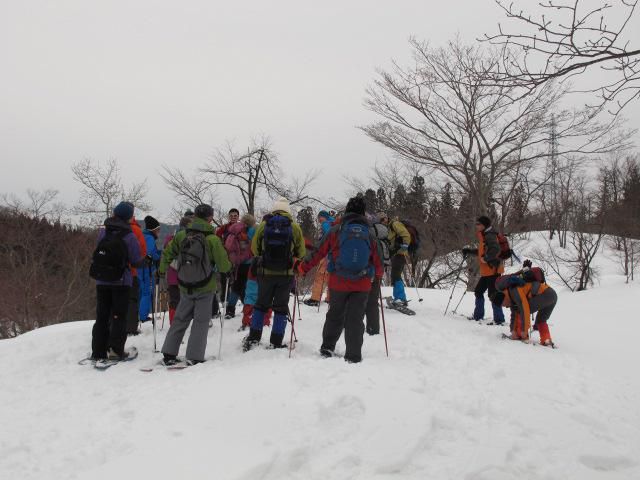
[492,260,557,345]
[303,210,335,307]
[215,208,241,318]
[125,211,148,335]
[377,213,412,308]
[365,218,391,335]
[461,215,506,325]
[90,201,146,361]
[240,217,273,330]
[242,198,306,351]
[138,215,162,323]
[297,197,383,363]
[158,204,232,365]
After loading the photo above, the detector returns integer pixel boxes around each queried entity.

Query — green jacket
[159,217,231,293]
[251,211,306,276]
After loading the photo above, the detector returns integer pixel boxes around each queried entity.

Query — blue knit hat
[113,201,134,221]
[317,210,331,220]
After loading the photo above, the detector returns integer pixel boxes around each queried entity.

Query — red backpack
[224,223,252,266]
[496,232,513,260]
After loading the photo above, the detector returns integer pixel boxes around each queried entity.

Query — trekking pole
[317,273,325,313]
[452,289,467,315]
[289,277,299,358]
[378,286,389,357]
[408,265,423,303]
[218,279,230,360]
[444,256,467,315]
[149,265,157,352]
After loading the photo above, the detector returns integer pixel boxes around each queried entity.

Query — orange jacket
[502,282,550,337]
[130,218,147,277]
[477,229,504,276]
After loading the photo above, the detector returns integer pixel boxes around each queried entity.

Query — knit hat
[476,216,491,228]
[241,213,256,227]
[113,201,134,221]
[194,203,214,219]
[345,196,366,216]
[317,210,331,220]
[272,197,291,214]
[144,215,160,231]
[184,209,195,217]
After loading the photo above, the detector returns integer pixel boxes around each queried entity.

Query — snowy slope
[1,233,640,480]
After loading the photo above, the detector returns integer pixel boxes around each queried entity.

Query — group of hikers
[88,196,558,367]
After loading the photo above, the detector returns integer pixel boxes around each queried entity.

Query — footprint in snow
[579,454,636,472]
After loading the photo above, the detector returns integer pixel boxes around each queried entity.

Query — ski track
[2,250,640,480]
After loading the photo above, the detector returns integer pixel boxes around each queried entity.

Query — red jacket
[301,214,383,292]
[216,222,237,240]
[130,218,147,277]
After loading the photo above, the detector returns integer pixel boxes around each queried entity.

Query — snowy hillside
[1,232,639,480]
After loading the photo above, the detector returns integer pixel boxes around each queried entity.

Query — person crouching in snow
[297,196,384,363]
[491,260,557,346]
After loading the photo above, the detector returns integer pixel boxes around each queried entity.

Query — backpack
[333,220,372,280]
[372,223,391,266]
[495,273,525,292]
[225,222,252,266]
[395,219,421,253]
[89,228,129,281]
[177,230,214,289]
[496,232,513,260]
[262,214,294,271]
[522,266,546,284]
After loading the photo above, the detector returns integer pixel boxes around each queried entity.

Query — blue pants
[391,255,407,302]
[138,269,154,321]
[473,275,504,322]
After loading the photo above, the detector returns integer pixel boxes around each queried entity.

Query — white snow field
[1,232,639,480]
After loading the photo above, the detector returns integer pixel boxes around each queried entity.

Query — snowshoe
[94,347,138,370]
[385,296,416,316]
[303,299,320,307]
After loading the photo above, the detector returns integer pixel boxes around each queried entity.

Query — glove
[461,248,471,257]
[399,244,409,256]
[144,254,153,266]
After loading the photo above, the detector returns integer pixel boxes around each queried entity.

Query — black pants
[322,289,368,362]
[390,254,405,283]
[93,285,130,358]
[365,278,381,334]
[256,275,291,315]
[126,276,140,334]
[232,264,250,303]
[168,284,180,310]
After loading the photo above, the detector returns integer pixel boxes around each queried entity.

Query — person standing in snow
[242,198,306,351]
[461,216,505,324]
[377,213,411,308]
[125,207,147,335]
[492,260,557,346]
[216,208,241,319]
[158,204,231,365]
[90,201,146,360]
[298,197,384,363]
[138,215,162,323]
[303,210,335,307]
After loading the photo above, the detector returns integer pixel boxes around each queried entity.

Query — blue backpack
[333,221,372,280]
[262,214,293,270]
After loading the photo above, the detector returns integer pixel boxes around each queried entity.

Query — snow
[2,233,640,480]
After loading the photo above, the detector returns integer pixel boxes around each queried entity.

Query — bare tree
[1,189,65,222]
[71,158,150,225]
[363,39,626,217]
[485,0,640,113]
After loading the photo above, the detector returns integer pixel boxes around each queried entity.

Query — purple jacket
[95,217,144,287]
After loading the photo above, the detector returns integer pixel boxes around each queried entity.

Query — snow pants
[93,285,130,358]
[310,258,330,302]
[529,287,557,343]
[473,274,505,323]
[138,266,154,321]
[322,289,368,363]
[248,275,291,346]
[365,277,381,335]
[126,276,140,334]
[390,254,407,302]
[161,290,214,362]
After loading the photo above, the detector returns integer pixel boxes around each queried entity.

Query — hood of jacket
[104,216,132,232]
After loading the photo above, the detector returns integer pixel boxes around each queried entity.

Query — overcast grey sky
[2,0,639,220]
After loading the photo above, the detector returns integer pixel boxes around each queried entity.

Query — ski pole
[289,277,299,358]
[149,265,157,352]
[378,286,389,357]
[444,256,467,315]
[452,288,467,315]
[218,278,231,360]
[408,264,423,303]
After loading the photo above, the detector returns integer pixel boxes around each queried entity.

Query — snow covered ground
[1,232,639,480]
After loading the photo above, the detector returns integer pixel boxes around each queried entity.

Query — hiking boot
[319,348,335,358]
[269,332,285,348]
[162,354,180,366]
[186,359,205,366]
[391,298,408,308]
[366,328,379,336]
[344,356,362,364]
[107,348,129,361]
[541,339,554,347]
[242,329,262,352]
[224,313,235,320]
[303,299,320,307]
